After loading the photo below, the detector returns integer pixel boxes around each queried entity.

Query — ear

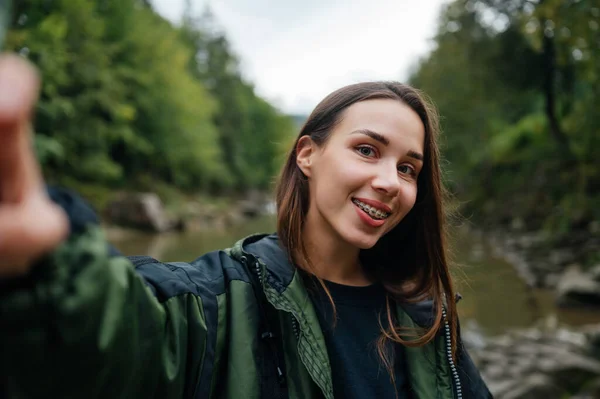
[296,135,316,178]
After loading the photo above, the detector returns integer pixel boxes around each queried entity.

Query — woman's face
[297,98,425,250]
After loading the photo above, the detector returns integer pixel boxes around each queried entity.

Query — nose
[371,160,401,197]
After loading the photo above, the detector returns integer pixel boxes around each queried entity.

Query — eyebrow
[407,150,424,162]
[350,129,424,162]
[351,129,389,146]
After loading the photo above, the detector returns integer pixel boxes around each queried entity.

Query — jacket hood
[241,233,437,328]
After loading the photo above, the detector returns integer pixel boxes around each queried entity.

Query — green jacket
[1,190,491,398]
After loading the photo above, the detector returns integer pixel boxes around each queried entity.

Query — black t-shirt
[308,278,411,399]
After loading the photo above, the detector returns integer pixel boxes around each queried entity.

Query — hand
[0,55,68,277]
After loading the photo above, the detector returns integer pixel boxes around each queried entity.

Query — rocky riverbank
[102,190,274,233]
[465,324,600,398]
[481,226,600,308]
[462,222,600,398]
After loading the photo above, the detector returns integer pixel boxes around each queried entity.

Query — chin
[341,231,380,250]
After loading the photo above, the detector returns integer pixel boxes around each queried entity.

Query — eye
[356,145,376,157]
[397,164,416,176]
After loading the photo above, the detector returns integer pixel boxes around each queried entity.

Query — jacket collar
[240,233,437,328]
[238,234,455,399]
[242,233,295,293]
[239,233,335,399]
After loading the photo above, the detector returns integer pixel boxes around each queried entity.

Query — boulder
[237,190,274,218]
[468,324,600,399]
[238,199,262,218]
[104,193,174,233]
[536,352,600,393]
[572,376,600,399]
[588,264,600,282]
[499,374,563,399]
[556,265,600,307]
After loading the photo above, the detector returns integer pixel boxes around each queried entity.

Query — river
[110,216,600,337]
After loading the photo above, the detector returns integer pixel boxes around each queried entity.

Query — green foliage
[411,0,599,232]
[7,0,294,197]
[181,8,295,191]
[488,113,548,165]
[34,135,65,165]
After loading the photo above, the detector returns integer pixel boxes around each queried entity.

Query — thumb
[0,55,68,276]
[0,54,42,204]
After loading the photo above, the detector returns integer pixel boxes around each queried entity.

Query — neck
[301,213,372,286]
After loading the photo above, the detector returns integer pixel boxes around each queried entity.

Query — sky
[152,0,448,114]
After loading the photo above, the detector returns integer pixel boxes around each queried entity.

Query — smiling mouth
[352,198,391,220]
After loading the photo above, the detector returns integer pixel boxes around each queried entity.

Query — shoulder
[46,184,261,300]
[128,249,253,303]
[397,292,464,328]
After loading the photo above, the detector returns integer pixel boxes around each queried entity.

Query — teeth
[352,199,390,220]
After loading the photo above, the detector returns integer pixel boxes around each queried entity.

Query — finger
[0,55,43,203]
[0,196,68,276]
[0,55,39,123]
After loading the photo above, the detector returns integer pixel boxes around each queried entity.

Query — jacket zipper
[442,307,462,399]
[250,257,330,398]
[250,256,300,342]
[291,315,300,341]
[253,259,263,283]
[248,253,455,398]
[247,257,287,386]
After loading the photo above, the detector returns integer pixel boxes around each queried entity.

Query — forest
[7,0,295,197]
[6,0,600,258]
[411,0,599,245]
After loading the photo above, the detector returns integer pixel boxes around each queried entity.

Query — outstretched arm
[0,55,207,398]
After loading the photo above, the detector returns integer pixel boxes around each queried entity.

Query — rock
[183,201,207,219]
[544,273,560,288]
[550,249,576,267]
[471,325,600,399]
[555,328,588,347]
[478,350,511,366]
[263,200,276,215]
[460,320,487,349]
[537,352,600,393]
[498,373,563,399]
[238,199,262,218]
[583,326,600,359]
[224,209,244,226]
[486,380,513,398]
[238,190,272,218]
[556,265,600,307]
[105,193,174,233]
[572,376,600,399]
[510,217,525,231]
[510,356,536,375]
[588,264,600,282]
[172,217,186,232]
[484,364,508,380]
[183,202,221,231]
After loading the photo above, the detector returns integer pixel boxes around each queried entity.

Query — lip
[353,203,386,227]
[353,197,392,214]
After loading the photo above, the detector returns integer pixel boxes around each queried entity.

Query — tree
[410,0,600,230]
[7,0,225,189]
[181,5,294,191]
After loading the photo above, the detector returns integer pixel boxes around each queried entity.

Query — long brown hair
[275,82,458,369]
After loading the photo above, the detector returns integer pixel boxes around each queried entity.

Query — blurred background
[5,0,600,397]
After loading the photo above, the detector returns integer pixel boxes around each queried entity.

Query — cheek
[313,153,366,191]
[390,185,418,223]
[404,184,418,206]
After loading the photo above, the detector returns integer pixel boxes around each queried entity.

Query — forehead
[334,99,425,150]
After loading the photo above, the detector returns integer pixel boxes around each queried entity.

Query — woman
[0,55,491,398]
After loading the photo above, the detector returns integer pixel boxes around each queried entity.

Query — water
[110,217,600,337]
[110,216,277,262]
[451,227,600,335]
